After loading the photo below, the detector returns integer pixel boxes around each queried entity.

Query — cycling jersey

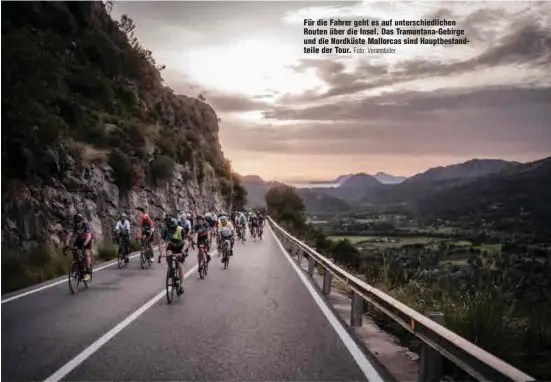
[166,225,184,246]
[194,222,210,238]
[115,219,131,235]
[73,219,92,237]
[218,221,234,238]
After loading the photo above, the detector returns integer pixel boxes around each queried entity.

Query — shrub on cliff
[232,175,248,211]
[108,149,133,192]
[150,155,175,185]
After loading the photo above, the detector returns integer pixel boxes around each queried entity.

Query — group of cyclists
[64,209,266,294]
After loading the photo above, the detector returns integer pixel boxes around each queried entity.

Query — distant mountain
[334,174,353,184]
[373,172,407,184]
[360,159,522,205]
[404,159,520,184]
[241,157,548,231]
[329,173,383,202]
[418,156,551,237]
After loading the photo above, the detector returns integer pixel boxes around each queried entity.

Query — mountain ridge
[240,157,548,221]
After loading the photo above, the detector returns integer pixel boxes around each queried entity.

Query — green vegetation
[269,186,550,380]
[1,2,249,291]
[1,245,67,294]
[97,244,118,261]
[2,1,245,207]
[150,155,175,185]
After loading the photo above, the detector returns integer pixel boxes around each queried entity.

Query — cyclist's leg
[176,244,185,292]
[83,237,92,271]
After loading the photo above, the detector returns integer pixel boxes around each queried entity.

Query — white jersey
[115,219,131,234]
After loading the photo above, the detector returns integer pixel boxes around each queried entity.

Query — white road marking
[267,224,385,382]
[1,252,142,304]
[43,264,199,382]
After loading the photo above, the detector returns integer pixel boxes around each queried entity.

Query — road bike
[197,242,209,279]
[251,226,258,242]
[64,247,93,294]
[117,234,130,269]
[237,224,246,243]
[140,235,153,269]
[221,237,231,269]
[165,248,183,304]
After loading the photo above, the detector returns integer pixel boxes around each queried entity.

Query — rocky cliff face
[1,2,240,253]
[2,150,225,251]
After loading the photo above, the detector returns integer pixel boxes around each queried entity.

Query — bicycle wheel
[166,256,175,304]
[198,253,205,279]
[140,248,146,269]
[117,247,124,269]
[68,261,80,294]
[145,247,152,268]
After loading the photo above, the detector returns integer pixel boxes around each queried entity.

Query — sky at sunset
[112,1,551,182]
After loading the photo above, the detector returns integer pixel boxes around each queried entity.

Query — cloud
[283,21,551,103]
[224,85,551,158]
[113,0,551,179]
[207,93,273,113]
[263,85,551,121]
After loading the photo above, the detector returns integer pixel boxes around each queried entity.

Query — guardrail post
[350,290,363,327]
[297,248,303,264]
[419,312,445,382]
[307,256,315,276]
[322,270,333,294]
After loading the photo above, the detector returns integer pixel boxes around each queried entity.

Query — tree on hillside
[265,185,306,232]
[231,175,247,211]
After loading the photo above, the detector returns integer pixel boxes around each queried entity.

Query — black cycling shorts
[167,242,185,263]
[75,235,92,250]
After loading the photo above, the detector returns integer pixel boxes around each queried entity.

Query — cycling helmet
[142,213,150,220]
[121,213,128,220]
[74,213,84,224]
[220,215,228,223]
[168,218,177,229]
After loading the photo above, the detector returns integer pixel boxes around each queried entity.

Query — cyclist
[237,211,247,240]
[230,211,237,226]
[180,212,193,255]
[137,213,155,261]
[216,212,228,249]
[194,214,212,264]
[65,213,93,282]
[204,212,213,242]
[115,213,131,263]
[218,215,235,260]
[250,213,259,237]
[163,217,185,295]
[257,213,265,239]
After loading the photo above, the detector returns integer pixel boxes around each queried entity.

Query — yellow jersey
[218,221,234,236]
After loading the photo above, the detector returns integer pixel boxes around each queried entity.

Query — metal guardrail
[268,217,535,382]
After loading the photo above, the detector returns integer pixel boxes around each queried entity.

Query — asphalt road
[2,228,383,382]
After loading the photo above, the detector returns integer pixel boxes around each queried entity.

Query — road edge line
[267,223,385,382]
[1,252,142,304]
